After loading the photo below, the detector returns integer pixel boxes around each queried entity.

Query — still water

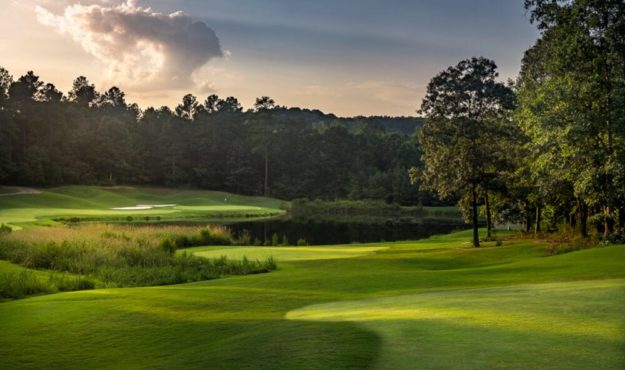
[226,218,468,245]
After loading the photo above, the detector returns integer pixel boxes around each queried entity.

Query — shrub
[237,230,252,245]
[280,235,289,246]
[271,233,279,246]
[0,224,12,235]
[49,273,96,292]
[495,239,503,247]
[159,238,177,255]
[0,271,52,299]
[0,224,274,291]
[297,238,308,246]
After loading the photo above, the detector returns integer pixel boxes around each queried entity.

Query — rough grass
[0,224,276,290]
[0,185,286,228]
[0,229,624,369]
[0,260,96,300]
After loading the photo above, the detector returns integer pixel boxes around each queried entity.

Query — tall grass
[0,224,277,290]
[0,270,95,300]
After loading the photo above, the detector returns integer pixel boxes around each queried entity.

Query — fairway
[1,230,624,369]
[187,245,389,261]
[0,186,286,228]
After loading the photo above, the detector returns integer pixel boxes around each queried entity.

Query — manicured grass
[187,245,389,261]
[0,186,286,228]
[1,229,624,369]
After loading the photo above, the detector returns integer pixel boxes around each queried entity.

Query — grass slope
[0,186,286,228]
[1,230,624,369]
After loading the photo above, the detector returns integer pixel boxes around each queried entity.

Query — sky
[0,0,539,117]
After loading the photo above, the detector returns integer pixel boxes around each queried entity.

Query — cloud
[35,0,223,90]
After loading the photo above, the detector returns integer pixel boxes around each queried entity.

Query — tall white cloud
[35,0,223,90]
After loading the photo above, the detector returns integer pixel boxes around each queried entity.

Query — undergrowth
[0,224,277,294]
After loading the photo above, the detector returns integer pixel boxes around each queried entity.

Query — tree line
[413,0,625,246]
[0,69,434,205]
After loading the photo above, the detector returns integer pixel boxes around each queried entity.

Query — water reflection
[227,218,468,245]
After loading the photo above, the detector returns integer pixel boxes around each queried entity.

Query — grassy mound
[0,229,624,369]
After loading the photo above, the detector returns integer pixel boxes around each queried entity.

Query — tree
[519,0,625,238]
[175,94,201,120]
[99,86,127,109]
[0,67,13,105]
[69,76,97,106]
[203,94,220,114]
[37,83,63,102]
[415,57,515,247]
[216,96,242,113]
[9,71,43,101]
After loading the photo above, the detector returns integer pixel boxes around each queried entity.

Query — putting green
[0,186,286,228]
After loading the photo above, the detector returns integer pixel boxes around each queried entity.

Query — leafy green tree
[415,57,515,247]
[519,0,625,238]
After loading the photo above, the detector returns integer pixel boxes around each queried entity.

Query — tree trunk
[578,198,588,238]
[484,192,492,239]
[603,206,612,239]
[534,205,541,235]
[263,146,269,197]
[525,201,531,233]
[472,184,480,247]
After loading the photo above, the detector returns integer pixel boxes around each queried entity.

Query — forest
[0,72,429,205]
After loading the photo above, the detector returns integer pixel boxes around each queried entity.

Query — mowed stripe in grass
[0,230,624,369]
[287,279,625,370]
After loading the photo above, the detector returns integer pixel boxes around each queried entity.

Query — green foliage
[0,271,52,299]
[0,224,11,235]
[0,67,427,204]
[297,238,308,246]
[417,57,516,247]
[0,224,273,289]
[518,0,625,238]
[271,233,279,246]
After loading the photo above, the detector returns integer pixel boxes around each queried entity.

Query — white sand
[111,204,176,211]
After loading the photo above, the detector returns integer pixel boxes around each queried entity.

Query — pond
[225,217,469,245]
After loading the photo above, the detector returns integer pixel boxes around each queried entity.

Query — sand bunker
[111,204,176,210]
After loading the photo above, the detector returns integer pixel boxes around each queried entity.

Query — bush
[0,224,12,235]
[297,238,308,246]
[159,238,177,255]
[237,230,252,245]
[271,233,279,246]
[0,271,52,299]
[280,235,289,246]
[0,224,274,291]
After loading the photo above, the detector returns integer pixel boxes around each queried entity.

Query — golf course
[0,186,286,229]
[0,186,624,369]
